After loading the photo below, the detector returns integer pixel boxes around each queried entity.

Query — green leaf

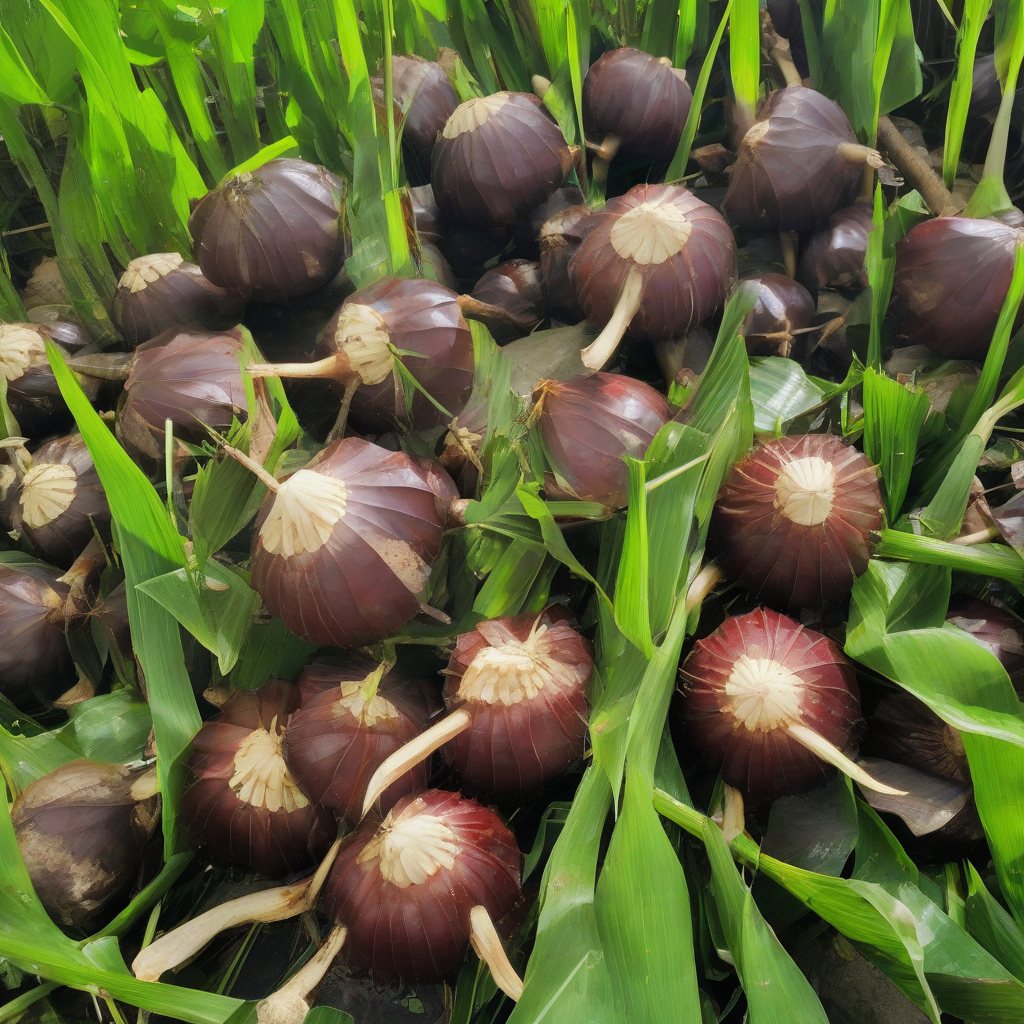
[865,184,891,370]
[0,21,50,105]
[943,0,989,187]
[144,0,228,183]
[229,618,315,691]
[219,135,299,184]
[861,368,931,518]
[302,1010,355,1024]
[873,531,1024,589]
[702,820,829,1023]
[655,789,1024,1020]
[471,537,548,619]
[612,458,651,656]
[818,0,921,141]
[917,432,984,541]
[138,562,260,675]
[749,357,830,435]
[516,483,608,600]
[847,559,1024,923]
[666,0,731,180]
[875,0,920,135]
[594,599,700,1024]
[729,0,759,123]
[200,0,265,168]
[917,243,1024,499]
[965,863,1024,982]
[643,423,709,636]
[508,768,619,1024]
[54,690,150,762]
[46,342,198,857]
[965,0,1024,217]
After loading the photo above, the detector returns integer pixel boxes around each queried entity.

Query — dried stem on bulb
[325,376,361,445]
[0,437,30,481]
[953,525,1001,546]
[221,444,280,493]
[684,563,722,616]
[132,839,342,982]
[779,230,799,279]
[59,535,107,599]
[248,354,343,381]
[469,905,524,1001]
[579,268,644,371]
[585,136,621,162]
[786,723,906,795]
[52,676,96,709]
[360,707,472,818]
[720,785,746,844]
[65,351,134,381]
[835,143,885,169]
[256,924,348,1024]
[761,11,803,89]
[248,353,363,444]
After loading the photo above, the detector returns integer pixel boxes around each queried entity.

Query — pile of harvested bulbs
[4,10,1024,1024]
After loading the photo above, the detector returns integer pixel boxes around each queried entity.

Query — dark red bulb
[442,607,592,800]
[322,789,522,981]
[710,434,883,610]
[532,372,669,507]
[892,216,1024,360]
[677,608,863,798]
[284,659,438,822]
[180,681,334,876]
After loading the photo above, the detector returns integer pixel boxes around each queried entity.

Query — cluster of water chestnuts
[8,28,1019,1017]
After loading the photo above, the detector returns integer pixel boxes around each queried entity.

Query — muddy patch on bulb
[363,536,431,594]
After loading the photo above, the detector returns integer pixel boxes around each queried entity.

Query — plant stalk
[580,269,644,371]
[875,117,961,216]
[360,707,472,818]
